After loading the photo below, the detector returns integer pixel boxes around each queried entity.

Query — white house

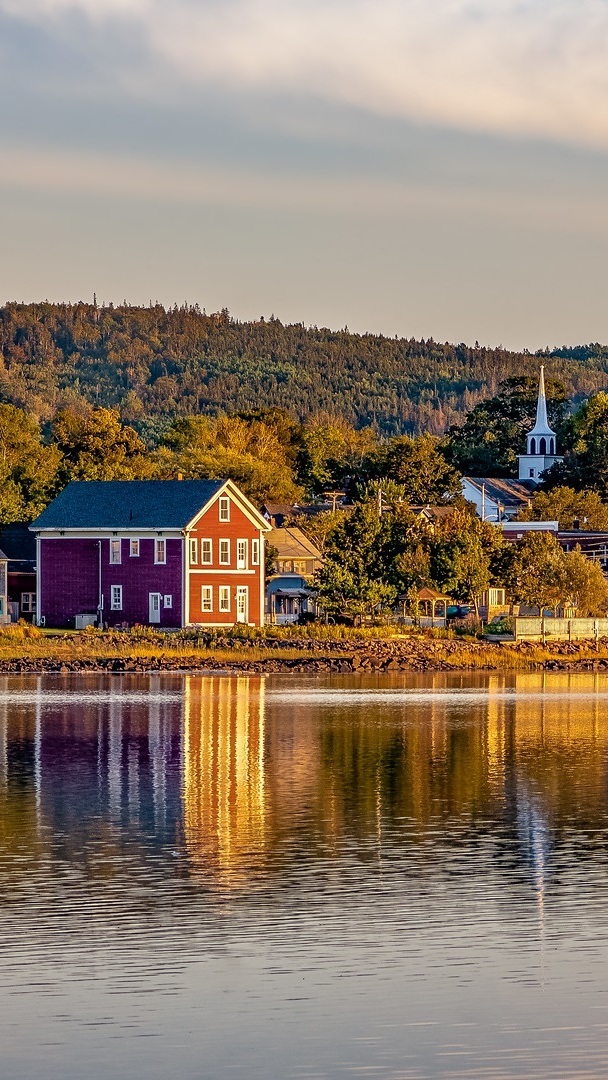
[461,477,533,522]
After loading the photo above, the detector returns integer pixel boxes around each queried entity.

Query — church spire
[518,365,562,482]
[535,365,549,432]
[527,365,556,439]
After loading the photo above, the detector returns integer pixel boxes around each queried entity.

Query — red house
[31,479,270,629]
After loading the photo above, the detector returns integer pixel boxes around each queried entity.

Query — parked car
[447,604,472,620]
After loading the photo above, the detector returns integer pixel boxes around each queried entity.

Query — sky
[1,0,608,350]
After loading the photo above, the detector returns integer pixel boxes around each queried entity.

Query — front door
[149,592,162,624]
[236,586,248,624]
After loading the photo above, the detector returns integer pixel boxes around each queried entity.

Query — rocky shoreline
[2,635,608,674]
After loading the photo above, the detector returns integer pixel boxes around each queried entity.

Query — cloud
[2,141,608,239]
[3,0,608,150]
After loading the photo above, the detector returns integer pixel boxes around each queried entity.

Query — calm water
[2,672,608,1078]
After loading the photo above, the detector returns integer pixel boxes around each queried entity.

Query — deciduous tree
[52,405,151,481]
[518,486,608,530]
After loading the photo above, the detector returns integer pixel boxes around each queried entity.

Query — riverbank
[2,625,608,673]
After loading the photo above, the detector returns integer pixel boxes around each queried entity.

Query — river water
[2,671,608,1078]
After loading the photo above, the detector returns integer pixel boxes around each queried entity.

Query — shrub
[485,617,514,635]
[0,620,43,642]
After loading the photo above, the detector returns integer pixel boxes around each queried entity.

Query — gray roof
[0,523,36,563]
[267,526,323,561]
[464,477,533,507]
[30,479,226,530]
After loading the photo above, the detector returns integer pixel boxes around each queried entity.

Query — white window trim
[154,539,167,564]
[201,585,213,612]
[110,539,122,565]
[219,586,231,613]
[164,594,172,609]
[21,592,36,613]
[130,539,140,557]
[189,537,198,565]
[200,538,213,565]
[219,538,231,566]
[219,496,230,522]
[236,538,248,570]
[252,538,260,566]
[111,585,123,611]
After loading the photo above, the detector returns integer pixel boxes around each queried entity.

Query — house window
[21,593,36,614]
[252,538,260,566]
[110,539,121,564]
[219,496,230,522]
[201,539,212,564]
[164,594,172,609]
[130,539,140,557]
[111,585,122,611]
[219,539,230,565]
[155,539,166,564]
[237,539,248,569]
[529,469,535,478]
[189,538,198,565]
[201,586,213,612]
[219,586,230,613]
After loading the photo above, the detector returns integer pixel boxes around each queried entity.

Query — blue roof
[31,480,226,530]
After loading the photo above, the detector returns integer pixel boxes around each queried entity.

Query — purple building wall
[39,537,183,629]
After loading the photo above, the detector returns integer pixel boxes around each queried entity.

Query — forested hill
[2,301,608,437]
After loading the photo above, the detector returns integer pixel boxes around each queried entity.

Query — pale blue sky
[2,0,608,349]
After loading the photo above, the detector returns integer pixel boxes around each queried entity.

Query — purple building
[30,479,269,629]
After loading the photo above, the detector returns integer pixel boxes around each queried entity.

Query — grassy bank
[2,622,608,673]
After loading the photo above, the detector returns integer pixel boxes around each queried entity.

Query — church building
[462,367,563,522]
[517,366,563,482]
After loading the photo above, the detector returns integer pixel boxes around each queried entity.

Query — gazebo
[400,586,453,628]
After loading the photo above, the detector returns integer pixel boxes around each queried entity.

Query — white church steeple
[518,366,563,483]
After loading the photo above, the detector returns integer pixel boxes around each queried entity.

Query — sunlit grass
[1,622,608,670]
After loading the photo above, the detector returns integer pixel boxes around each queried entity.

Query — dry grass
[1,623,608,670]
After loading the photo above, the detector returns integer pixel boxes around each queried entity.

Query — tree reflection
[1,672,608,892]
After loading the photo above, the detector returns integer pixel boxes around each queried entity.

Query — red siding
[187,494,264,626]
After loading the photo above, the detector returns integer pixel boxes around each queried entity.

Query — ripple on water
[1,671,608,1078]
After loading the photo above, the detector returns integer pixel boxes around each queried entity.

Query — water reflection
[183,676,266,884]
[1,671,608,886]
[3,672,608,1079]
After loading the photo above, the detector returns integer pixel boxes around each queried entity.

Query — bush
[485,617,514,635]
[0,620,43,642]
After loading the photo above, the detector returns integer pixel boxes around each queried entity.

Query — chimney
[176,472,183,481]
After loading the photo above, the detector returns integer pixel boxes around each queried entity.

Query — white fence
[513,617,608,641]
